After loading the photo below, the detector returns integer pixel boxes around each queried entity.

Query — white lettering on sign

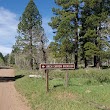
[63,65,74,68]
[40,64,75,70]
[54,65,62,68]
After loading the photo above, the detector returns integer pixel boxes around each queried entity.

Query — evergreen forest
[2,0,110,69]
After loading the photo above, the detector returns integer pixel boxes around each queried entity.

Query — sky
[0,0,56,55]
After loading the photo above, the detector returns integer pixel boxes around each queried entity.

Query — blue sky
[0,0,56,55]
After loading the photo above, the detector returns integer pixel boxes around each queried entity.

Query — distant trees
[0,52,5,66]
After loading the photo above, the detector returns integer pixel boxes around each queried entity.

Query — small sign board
[40,63,75,92]
[40,63,75,70]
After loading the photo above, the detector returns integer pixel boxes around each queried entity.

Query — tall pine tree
[80,0,110,68]
[15,0,44,69]
[49,0,82,68]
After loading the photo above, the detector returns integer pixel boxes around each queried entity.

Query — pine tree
[80,0,110,68]
[15,0,44,69]
[49,0,82,68]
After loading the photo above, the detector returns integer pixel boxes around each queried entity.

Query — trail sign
[40,63,75,92]
[40,63,75,70]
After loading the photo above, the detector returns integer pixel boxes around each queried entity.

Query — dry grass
[54,91,78,101]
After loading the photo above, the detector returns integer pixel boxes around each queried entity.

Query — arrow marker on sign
[42,65,45,68]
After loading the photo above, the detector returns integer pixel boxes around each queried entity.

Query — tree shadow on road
[0,75,24,82]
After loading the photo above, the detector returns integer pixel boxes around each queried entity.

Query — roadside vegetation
[15,68,110,110]
[0,0,110,110]
[4,0,110,70]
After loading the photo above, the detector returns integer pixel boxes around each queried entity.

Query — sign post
[40,63,75,92]
[45,70,49,92]
[65,70,68,87]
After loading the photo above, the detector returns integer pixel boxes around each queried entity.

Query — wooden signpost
[40,63,75,92]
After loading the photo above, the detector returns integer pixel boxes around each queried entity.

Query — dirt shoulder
[0,69,30,110]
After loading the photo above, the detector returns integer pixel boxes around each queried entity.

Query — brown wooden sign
[40,63,75,92]
[40,63,75,70]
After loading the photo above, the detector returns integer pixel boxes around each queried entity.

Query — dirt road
[0,69,30,110]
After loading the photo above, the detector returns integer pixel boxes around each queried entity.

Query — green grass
[15,69,110,110]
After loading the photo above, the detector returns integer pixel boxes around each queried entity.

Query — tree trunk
[94,56,101,68]
[84,58,88,68]
[66,49,68,63]
[75,53,78,69]
[29,29,33,70]
[95,24,101,68]
[74,4,79,69]
[41,34,47,63]
[94,56,97,67]
[96,56,101,68]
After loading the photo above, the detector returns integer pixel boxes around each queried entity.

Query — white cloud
[0,45,12,55]
[0,7,18,54]
[0,7,54,54]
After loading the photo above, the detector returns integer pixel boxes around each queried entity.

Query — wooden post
[45,70,49,92]
[65,70,68,87]
[40,63,75,91]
